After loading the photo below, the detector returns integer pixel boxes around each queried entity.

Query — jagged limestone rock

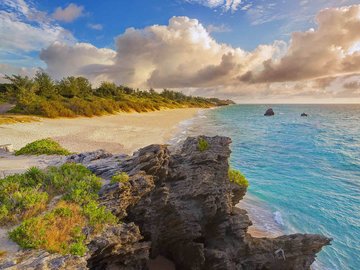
[1,136,331,270]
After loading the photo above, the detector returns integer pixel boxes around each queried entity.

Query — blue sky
[25,0,347,50]
[1,0,360,102]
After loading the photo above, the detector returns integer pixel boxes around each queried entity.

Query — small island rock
[264,108,275,116]
[301,113,308,117]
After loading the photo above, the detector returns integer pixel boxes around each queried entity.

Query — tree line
[0,72,232,118]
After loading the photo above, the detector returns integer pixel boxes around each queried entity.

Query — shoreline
[0,108,200,155]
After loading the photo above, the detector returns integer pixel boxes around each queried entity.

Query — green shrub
[9,202,87,254]
[110,172,129,184]
[3,164,117,256]
[197,137,209,152]
[15,138,71,156]
[228,168,249,188]
[83,200,117,228]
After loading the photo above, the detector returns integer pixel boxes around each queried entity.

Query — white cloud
[0,63,38,83]
[52,3,84,23]
[0,1,76,53]
[241,5,360,83]
[185,0,244,12]
[40,42,116,83]
[206,23,231,33]
[88,23,103,30]
[4,4,358,102]
[40,16,277,89]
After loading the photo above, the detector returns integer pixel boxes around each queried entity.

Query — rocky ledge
[0,136,331,270]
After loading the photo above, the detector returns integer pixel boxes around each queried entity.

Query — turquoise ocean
[171,104,360,270]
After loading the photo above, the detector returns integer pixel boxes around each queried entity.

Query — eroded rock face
[123,136,331,270]
[0,136,331,270]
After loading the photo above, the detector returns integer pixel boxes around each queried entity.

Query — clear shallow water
[174,105,360,270]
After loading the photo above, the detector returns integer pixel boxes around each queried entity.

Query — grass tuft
[15,138,71,156]
[228,168,249,188]
[197,137,209,152]
[110,172,129,184]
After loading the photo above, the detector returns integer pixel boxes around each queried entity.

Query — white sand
[0,108,200,155]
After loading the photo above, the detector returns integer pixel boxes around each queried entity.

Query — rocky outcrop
[264,108,275,116]
[0,223,150,270]
[0,136,331,270]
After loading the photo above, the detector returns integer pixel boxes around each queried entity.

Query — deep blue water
[174,105,360,270]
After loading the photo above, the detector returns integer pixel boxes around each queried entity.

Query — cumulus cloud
[344,80,360,90]
[40,16,277,88]
[52,3,84,23]
[38,5,360,102]
[242,5,360,83]
[40,42,116,83]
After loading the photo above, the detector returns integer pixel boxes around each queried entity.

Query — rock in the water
[1,136,331,270]
[301,113,308,117]
[264,108,275,116]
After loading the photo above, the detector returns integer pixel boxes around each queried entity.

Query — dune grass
[0,115,39,125]
[15,138,71,156]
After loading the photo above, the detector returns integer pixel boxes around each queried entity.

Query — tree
[57,76,92,98]
[94,81,118,97]
[33,71,56,99]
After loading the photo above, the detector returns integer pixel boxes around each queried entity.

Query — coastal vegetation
[0,72,233,118]
[197,137,209,152]
[0,163,117,255]
[15,138,71,156]
[228,168,249,187]
[110,172,129,184]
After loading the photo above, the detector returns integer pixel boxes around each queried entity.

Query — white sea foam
[273,211,285,226]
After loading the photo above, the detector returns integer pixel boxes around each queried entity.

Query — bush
[197,137,209,152]
[15,138,71,156]
[110,172,129,184]
[9,201,87,255]
[83,200,117,229]
[3,164,117,256]
[228,168,249,188]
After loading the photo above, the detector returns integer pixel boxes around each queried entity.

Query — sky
[1,0,360,103]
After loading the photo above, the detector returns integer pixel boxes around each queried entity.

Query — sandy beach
[0,108,200,155]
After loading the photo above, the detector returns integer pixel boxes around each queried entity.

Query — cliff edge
[0,136,331,270]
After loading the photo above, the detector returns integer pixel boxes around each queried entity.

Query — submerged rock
[0,136,331,270]
[264,108,275,116]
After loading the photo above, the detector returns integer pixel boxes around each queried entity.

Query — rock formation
[301,113,308,117]
[0,136,331,270]
[264,108,275,116]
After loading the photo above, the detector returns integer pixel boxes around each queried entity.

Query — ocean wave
[273,211,285,227]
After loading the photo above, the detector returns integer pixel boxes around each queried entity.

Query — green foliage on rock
[197,137,209,152]
[110,172,130,184]
[228,168,249,188]
[15,138,71,156]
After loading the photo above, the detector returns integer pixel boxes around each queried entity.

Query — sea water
[173,104,360,270]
